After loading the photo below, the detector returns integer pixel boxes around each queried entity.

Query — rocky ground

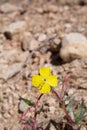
[0,0,87,130]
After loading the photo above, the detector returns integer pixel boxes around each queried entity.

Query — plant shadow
[38,119,73,130]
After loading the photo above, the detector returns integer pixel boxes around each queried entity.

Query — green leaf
[75,100,87,125]
[19,97,35,106]
[66,99,75,121]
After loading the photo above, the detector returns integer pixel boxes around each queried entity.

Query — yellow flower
[32,68,58,94]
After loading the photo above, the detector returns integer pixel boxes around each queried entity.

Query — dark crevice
[79,0,86,6]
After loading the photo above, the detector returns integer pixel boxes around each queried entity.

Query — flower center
[44,78,47,82]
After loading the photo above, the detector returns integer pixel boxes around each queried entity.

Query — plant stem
[33,94,43,130]
[61,74,70,98]
[52,90,78,130]
[22,123,30,130]
[19,107,32,123]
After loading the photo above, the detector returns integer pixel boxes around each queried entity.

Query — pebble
[0,63,23,80]
[35,7,44,14]
[50,38,61,52]
[2,103,9,112]
[3,112,11,119]
[15,51,29,62]
[8,95,13,104]
[29,39,40,51]
[26,81,32,89]
[23,70,30,79]
[50,124,56,130]
[38,33,47,42]
[0,123,4,130]
[49,106,55,114]
[60,33,87,62]
[19,99,29,112]
[0,3,23,13]
[3,21,27,34]
[43,5,58,13]
[22,32,40,51]
[22,32,33,51]
[80,125,86,130]
[0,34,6,45]
[9,110,14,116]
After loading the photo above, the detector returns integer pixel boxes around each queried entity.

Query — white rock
[38,33,47,42]
[0,63,23,80]
[15,51,29,62]
[3,112,11,119]
[29,39,40,50]
[0,3,22,13]
[60,33,87,62]
[19,100,29,112]
[43,5,58,13]
[22,32,40,51]
[49,106,55,114]
[50,124,56,130]
[4,21,27,33]
[2,103,9,112]
[22,32,33,51]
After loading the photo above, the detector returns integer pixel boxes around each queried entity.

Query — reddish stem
[52,90,78,130]
[19,107,32,123]
[61,74,70,98]
[22,123,30,130]
[33,94,43,130]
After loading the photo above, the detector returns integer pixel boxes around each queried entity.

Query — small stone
[22,32,33,51]
[8,95,13,104]
[10,123,21,130]
[50,38,61,52]
[9,110,14,116]
[15,51,29,62]
[43,5,58,13]
[64,23,72,28]
[49,106,55,114]
[23,70,30,79]
[60,33,87,62]
[0,34,6,45]
[22,32,40,51]
[0,123,4,130]
[29,39,40,51]
[38,33,47,42]
[0,3,22,13]
[46,27,55,34]
[2,103,9,112]
[3,112,11,119]
[35,7,44,14]
[0,63,23,80]
[0,45,3,53]
[19,100,29,112]
[49,12,57,19]
[50,124,56,130]
[3,21,27,34]
[80,125,86,130]
[26,81,32,89]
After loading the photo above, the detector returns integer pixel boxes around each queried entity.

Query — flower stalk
[33,94,43,130]
[52,90,78,130]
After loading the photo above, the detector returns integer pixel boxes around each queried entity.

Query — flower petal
[39,83,51,94]
[47,76,58,87]
[40,68,51,78]
[32,75,43,87]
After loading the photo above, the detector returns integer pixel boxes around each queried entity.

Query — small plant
[3,0,9,2]
[19,68,87,130]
